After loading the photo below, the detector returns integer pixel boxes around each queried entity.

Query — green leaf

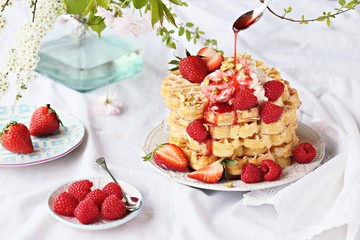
[178,26,184,36]
[338,0,346,6]
[82,0,95,18]
[326,17,331,27]
[133,0,148,9]
[87,14,106,37]
[185,29,191,41]
[284,6,292,14]
[64,0,90,14]
[149,0,164,26]
[317,16,326,21]
[97,0,110,8]
[169,0,182,5]
[185,22,194,27]
[168,60,179,65]
[222,159,238,166]
[163,4,177,27]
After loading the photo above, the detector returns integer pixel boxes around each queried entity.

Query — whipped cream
[234,56,269,104]
[201,55,271,105]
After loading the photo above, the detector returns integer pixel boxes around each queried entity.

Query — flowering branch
[31,0,38,22]
[267,0,360,26]
[0,0,11,12]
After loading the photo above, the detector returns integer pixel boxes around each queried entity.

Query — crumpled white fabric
[243,70,360,240]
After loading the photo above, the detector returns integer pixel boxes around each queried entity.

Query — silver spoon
[95,157,141,211]
[233,0,272,32]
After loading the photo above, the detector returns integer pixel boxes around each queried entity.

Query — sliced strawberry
[197,47,224,72]
[187,160,223,183]
[144,143,188,172]
[186,120,208,142]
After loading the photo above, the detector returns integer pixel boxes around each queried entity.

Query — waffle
[161,54,301,174]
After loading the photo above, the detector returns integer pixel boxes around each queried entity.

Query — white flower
[112,11,152,37]
[0,0,65,100]
[92,92,122,116]
[96,7,115,27]
[0,71,9,97]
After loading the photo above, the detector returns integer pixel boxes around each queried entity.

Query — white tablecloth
[1,1,360,239]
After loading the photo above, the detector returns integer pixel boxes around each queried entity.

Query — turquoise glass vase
[35,32,143,92]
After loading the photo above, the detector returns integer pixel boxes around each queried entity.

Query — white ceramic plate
[142,121,325,191]
[47,177,143,230]
[0,105,85,167]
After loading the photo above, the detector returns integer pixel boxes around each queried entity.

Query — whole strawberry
[101,195,127,220]
[264,80,284,101]
[53,192,79,217]
[241,163,263,184]
[186,120,208,142]
[260,101,283,124]
[179,55,209,83]
[85,189,108,209]
[293,142,316,164]
[260,159,282,181]
[102,182,124,200]
[74,199,100,224]
[29,104,63,137]
[232,87,258,110]
[0,121,34,154]
[68,179,93,201]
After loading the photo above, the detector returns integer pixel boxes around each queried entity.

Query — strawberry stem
[142,144,164,161]
[46,104,64,127]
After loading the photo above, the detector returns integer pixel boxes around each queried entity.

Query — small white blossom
[92,92,122,116]
[112,11,152,38]
[0,71,9,97]
[0,14,6,31]
[0,0,65,100]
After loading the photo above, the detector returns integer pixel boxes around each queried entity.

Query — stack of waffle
[161,57,301,176]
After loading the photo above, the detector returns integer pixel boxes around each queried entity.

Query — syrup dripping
[232,10,264,67]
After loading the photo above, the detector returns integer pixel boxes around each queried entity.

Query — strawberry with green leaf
[169,50,209,84]
[29,104,63,137]
[143,143,189,172]
[0,121,34,154]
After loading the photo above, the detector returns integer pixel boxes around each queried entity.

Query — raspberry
[85,189,107,209]
[74,199,100,224]
[260,101,283,124]
[241,163,263,183]
[68,180,93,201]
[232,87,258,110]
[101,195,127,220]
[53,192,79,217]
[186,120,208,142]
[293,142,316,164]
[102,182,124,200]
[260,159,282,181]
[264,80,284,101]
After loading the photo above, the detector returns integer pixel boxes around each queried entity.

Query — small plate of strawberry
[0,105,85,167]
[47,177,143,230]
[142,121,325,191]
